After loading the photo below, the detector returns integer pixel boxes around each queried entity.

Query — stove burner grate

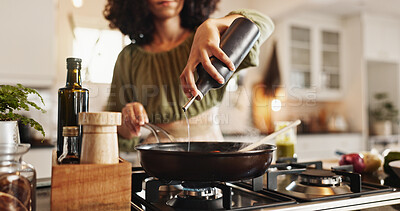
[143,179,233,210]
[166,195,225,210]
[178,182,223,200]
[263,160,395,202]
[298,169,342,187]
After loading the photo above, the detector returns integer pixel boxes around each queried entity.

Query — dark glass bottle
[182,17,260,111]
[57,58,89,158]
[58,126,80,164]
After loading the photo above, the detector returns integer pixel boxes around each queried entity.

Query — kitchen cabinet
[276,13,343,101]
[0,0,56,87]
[363,14,400,62]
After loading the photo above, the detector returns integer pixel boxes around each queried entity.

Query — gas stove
[264,160,400,210]
[131,167,296,210]
[131,160,400,210]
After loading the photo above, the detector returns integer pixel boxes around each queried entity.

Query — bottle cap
[66,57,82,63]
[66,57,82,70]
[63,126,79,137]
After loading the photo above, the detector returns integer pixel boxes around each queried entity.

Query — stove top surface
[266,160,395,202]
[274,174,392,201]
[133,183,295,210]
[131,160,400,211]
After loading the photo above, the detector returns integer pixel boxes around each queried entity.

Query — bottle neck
[66,68,82,87]
[63,136,79,156]
[0,144,28,163]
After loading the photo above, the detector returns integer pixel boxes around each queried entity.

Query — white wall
[0,0,56,87]
[249,0,310,19]
[339,15,365,133]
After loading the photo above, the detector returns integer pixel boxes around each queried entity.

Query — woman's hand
[180,14,243,98]
[118,102,149,139]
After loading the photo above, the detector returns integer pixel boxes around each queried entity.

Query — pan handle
[142,123,176,143]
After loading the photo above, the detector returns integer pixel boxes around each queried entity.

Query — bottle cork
[78,112,121,164]
[62,126,79,137]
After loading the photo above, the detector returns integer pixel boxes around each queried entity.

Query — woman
[104,0,274,150]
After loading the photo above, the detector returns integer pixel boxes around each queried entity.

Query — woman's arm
[106,47,149,139]
[180,9,274,98]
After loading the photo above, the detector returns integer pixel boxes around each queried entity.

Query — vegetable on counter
[360,151,383,173]
[338,150,383,174]
[339,153,365,173]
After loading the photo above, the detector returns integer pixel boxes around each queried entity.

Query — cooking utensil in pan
[239,120,301,152]
[135,142,275,182]
[143,123,175,142]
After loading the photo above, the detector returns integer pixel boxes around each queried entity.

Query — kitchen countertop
[36,181,51,211]
[36,177,400,211]
[35,160,400,211]
[37,140,395,211]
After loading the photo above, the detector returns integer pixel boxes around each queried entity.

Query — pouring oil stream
[183,111,191,151]
[182,95,197,151]
[182,96,198,152]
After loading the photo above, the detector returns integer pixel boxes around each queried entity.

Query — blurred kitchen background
[2,0,400,178]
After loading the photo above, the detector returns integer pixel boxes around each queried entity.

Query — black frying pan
[135,142,276,182]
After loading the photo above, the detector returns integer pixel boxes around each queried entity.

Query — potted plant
[370,93,398,136]
[0,84,45,144]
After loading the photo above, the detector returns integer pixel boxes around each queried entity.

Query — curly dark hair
[104,0,220,45]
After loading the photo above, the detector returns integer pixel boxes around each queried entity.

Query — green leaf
[0,84,46,137]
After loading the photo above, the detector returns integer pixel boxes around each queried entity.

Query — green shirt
[106,9,274,151]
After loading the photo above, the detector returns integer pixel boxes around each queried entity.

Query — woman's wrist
[118,125,136,139]
[209,14,244,35]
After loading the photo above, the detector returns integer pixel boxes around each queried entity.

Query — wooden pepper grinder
[79,112,121,164]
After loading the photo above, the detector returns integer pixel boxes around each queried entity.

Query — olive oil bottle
[57,58,89,158]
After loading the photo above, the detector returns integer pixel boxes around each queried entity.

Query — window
[72,27,130,83]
